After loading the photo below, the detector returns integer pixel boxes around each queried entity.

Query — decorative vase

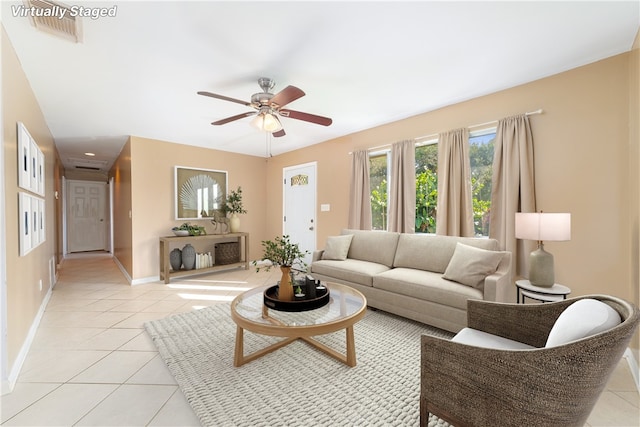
[182,243,196,270]
[229,213,241,233]
[169,248,182,271]
[278,266,293,301]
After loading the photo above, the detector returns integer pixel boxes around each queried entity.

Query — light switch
[321,204,330,212]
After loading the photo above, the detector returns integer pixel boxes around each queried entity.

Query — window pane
[469,133,495,236]
[415,144,438,233]
[370,153,388,230]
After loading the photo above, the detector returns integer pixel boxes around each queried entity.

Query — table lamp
[515,212,571,287]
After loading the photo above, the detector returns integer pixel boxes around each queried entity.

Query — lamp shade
[515,213,571,242]
[250,111,282,132]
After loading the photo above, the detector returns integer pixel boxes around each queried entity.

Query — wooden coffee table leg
[345,325,356,367]
[234,325,244,367]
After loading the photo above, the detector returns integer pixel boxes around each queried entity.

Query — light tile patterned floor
[1,253,638,426]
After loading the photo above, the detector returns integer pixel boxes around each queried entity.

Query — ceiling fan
[198,77,332,137]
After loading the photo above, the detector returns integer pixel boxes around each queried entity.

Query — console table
[159,233,249,284]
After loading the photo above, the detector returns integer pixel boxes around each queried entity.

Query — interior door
[283,162,317,267]
[67,180,107,253]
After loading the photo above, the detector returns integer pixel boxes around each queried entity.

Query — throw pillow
[442,243,505,288]
[322,234,354,261]
[545,298,621,348]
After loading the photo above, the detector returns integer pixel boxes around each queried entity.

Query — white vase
[229,213,241,233]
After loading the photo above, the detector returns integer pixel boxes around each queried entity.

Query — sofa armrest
[482,251,511,302]
[312,250,324,263]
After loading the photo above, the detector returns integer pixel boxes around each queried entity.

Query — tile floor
[1,253,638,426]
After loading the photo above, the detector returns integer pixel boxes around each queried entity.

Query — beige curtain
[489,114,536,277]
[388,140,416,233]
[436,128,474,236]
[348,150,372,230]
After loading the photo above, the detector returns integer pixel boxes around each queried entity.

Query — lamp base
[529,243,555,287]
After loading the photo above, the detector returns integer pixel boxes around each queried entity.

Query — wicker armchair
[420,294,639,427]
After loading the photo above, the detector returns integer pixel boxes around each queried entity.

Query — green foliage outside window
[369,133,494,236]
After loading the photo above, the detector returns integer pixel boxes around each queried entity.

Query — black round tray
[263,285,330,312]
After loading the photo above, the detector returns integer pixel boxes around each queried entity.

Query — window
[415,142,438,233]
[469,130,495,236]
[369,129,495,236]
[370,152,389,230]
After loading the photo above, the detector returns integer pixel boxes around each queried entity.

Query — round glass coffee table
[230,282,367,367]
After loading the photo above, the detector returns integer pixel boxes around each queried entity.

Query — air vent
[68,157,108,169]
[75,166,100,171]
[25,0,83,43]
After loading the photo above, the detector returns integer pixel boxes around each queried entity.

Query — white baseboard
[623,348,639,392]
[131,276,160,286]
[2,287,52,394]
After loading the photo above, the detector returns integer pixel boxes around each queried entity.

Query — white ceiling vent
[68,157,108,169]
[25,0,83,43]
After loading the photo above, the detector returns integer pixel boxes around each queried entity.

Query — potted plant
[172,222,206,236]
[253,235,309,301]
[222,186,247,233]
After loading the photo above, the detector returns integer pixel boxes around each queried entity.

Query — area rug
[144,303,454,427]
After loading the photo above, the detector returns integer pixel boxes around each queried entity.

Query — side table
[515,279,571,304]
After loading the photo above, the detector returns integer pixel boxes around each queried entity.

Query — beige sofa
[310,229,512,333]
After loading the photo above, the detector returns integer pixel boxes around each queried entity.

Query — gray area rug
[145,303,454,427]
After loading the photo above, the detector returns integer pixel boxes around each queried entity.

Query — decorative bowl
[172,230,189,237]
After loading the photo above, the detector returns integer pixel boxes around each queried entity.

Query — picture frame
[17,122,31,192]
[37,149,45,196]
[174,166,228,220]
[19,192,32,256]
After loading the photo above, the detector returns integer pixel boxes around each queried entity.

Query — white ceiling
[2,1,639,172]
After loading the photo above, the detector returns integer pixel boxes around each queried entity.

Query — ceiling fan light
[250,113,265,130]
[263,113,282,132]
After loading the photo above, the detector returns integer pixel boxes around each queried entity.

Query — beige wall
[267,53,638,356]
[2,27,63,373]
[110,136,268,281]
[629,30,639,358]
[110,138,133,276]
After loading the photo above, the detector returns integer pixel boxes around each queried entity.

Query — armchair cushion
[452,327,535,350]
[545,298,621,348]
[443,243,505,289]
[322,234,353,261]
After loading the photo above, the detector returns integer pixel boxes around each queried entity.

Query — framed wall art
[174,166,228,220]
[17,122,31,191]
[19,192,32,256]
[17,122,45,196]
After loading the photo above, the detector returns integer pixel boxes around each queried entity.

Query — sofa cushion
[310,259,390,287]
[545,299,621,348]
[373,268,482,310]
[443,243,506,289]
[452,327,535,350]
[322,234,354,261]
[341,229,400,268]
[393,234,499,273]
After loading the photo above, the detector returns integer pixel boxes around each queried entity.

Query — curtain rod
[356,108,543,154]
[415,108,543,143]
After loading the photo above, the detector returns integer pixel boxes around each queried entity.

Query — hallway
[0,254,638,426]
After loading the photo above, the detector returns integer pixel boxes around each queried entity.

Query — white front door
[67,180,107,253]
[283,162,317,267]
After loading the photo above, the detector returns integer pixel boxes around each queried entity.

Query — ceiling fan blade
[279,109,332,126]
[198,91,252,107]
[269,86,305,108]
[211,111,256,125]
[272,129,286,138]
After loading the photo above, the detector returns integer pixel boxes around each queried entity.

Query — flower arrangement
[222,186,247,215]
[253,235,309,272]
